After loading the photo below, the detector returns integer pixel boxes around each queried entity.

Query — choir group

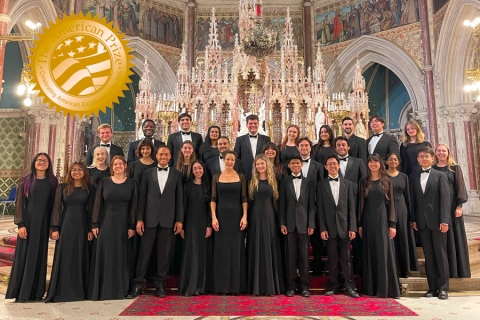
[5,113,470,303]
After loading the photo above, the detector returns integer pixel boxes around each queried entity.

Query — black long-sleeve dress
[247,180,284,295]
[128,160,157,184]
[358,178,400,298]
[179,182,212,295]
[88,167,110,186]
[45,183,96,302]
[400,141,432,176]
[6,178,56,301]
[211,173,248,294]
[280,145,299,166]
[312,145,335,167]
[388,173,418,276]
[87,177,137,300]
[199,144,219,163]
[433,164,470,278]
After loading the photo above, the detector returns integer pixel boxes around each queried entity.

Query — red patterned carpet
[120,294,417,317]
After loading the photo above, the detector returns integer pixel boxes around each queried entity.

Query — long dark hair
[188,160,211,202]
[202,126,221,149]
[64,162,91,196]
[363,154,390,201]
[23,152,58,198]
[317,124,335,147]
[262,142,283,174]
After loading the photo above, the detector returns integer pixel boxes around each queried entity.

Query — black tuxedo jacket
[339,156,367,199]
[85,143,124,166]
[167,131,203,165]
[279,176,315,234]
[409,168,450,231]
[366,133,399,160]
[205,156,245,181]
[137,167,184,229]
[127,138,165,163]
[234,133,271,180]
[303,159,324,182]
[317,178,357,239]
[347,134,368,163]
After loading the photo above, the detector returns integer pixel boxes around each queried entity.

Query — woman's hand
[128,229,135,238]
[455,207,463,218]
[358,227,363,239]
[240,216,247,231]
[51,231,59,240]
[205,227,213,238]
[18,227,27,239]
[212,217,219,232]
[87,232,94,241]
[92,228,99,238]
[389,227,396,239]
[180,230,185,239]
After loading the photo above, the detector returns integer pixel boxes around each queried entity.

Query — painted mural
[315,0,419,46]
[81,1,184,48]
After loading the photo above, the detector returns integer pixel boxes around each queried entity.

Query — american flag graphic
[51,36,111,96]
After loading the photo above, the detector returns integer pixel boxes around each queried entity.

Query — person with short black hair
[366,115,399,160]
[127,119,165,163]
[205,136,244,180]
[85,124,124,166]
[342,117,368,163]
[295,137,324,182]
[167,113,203,165]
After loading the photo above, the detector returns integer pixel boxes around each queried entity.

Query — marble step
[400,276,480,292]
[416,240,480,260]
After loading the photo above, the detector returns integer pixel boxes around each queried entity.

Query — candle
[269,109,272,120]
[163,93,166,100]
[228,110,232,120]
[211,110,214,121]
[194,109,197,121]
[286,109,289,120]
[308,110,311,121]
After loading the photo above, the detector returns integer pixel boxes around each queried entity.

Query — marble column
[440,109,458,161]
[187,0,196,71]
[418,0,438,146]
[48,124,57,160]
[460,107,478,190]
[65,114,75,166]
[303,0,313,71]
[0,0,10,96]
[471,115,480,189]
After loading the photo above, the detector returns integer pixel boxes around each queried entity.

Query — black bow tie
[292,175,302,179]
[157,167,168,171]
[249,135,258,138]
[421,169,430,174]
[372,133,383,137]
[302,158,309,163]
[340,157,348,161]
[100,144,110,147]
[329,177,339,181]
[182,131,191,135]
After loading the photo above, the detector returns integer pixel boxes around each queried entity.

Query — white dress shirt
[219,155,226,172]
[420,166,431,193]
[157,166,169,193]
[301,157,311,178]
[292,174,302,200]
[339,156,348,176]
[328,175,340,206]
[368,132,383,154]
[249,134,258,157]
[181,130,192,142]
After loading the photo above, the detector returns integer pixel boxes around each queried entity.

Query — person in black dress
[6,153,58,302]
[211,150,248,294]
[358,154,400,298]
[88,146,110,186]
[434,143,470,278]
[385,152,418,277]
[175,140,197,182]
[128,139,157,184]
[247,154,284,296]
[262,142,287,181]
[88,156,137,300]
[400,121,432,176]
[167,113,203,165]
[279,125,300,166]
[199,126,221,163]
[179,160,213,296]
[312,124,336,166]
[45,162,95,302]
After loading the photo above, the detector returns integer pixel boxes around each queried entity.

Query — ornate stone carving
[459,106,479,122]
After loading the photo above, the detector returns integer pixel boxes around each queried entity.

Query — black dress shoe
[34,297,44,301]
[424,290,436,298]
[285,290,294,297]
[131,287,142,298]
[324,289,336,296]
[438,290,448,300]
[156,287,167,298]
[346,288,360,298]
[14,299,26,303]
[193,290,200,296]
[301,289,311,298]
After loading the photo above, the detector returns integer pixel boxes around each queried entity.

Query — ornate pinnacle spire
[176,43,189,83]
[283,8,294,48]
[139,55,151,92]
[207,8,220,49]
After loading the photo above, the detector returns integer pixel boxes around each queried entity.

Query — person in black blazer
[279,154,315,298]
[342,117,367,163]
[205,136,244,180]
[132,145,184,298]
[85,124,124,166]
[317,155,359,298]
[167,113,203,166]
[366,115,399,161]
[127,119,165,163]
[296,137,324,181]
[410,146,450,300]
[234,114,271,180]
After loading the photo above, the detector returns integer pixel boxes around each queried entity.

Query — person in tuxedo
[234,114,271,180]
[317,155,359,298]
[296,137,324,182]
[366,115,399,160]
[132,145,184,298]
[127,120,165,163]
[342,117,367,163]
[167,113,203,166]
[205,136,244,180]
[85,124,124,166]
[410,146,450,300]
[279,154,315,298]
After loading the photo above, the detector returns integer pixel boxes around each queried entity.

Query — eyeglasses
[36,159,49,163]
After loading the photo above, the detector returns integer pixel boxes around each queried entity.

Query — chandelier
[327,92,351,125]
[463,17,480,101]
[241,1,276,59]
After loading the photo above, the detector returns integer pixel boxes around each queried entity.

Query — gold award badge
[29,12,134,117]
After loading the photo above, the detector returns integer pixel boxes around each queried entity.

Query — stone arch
[325,35,426,113]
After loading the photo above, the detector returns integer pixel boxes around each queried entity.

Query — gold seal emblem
[29,12,134,117]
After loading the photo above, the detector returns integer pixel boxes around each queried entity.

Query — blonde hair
[433,143,457,171]
[97,123,112,132]
[89,146,109,168]
[249,154,279,200]
[402,120,425,146]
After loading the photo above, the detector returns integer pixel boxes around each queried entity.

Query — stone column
[418,0,438,146]
[472,114,480,189]
[460,107,478,190]
[65,114,75,166]
[303,0,313,71]
[187,0,196,71]
[440,109,458,161]
[414,110,429,142]
[48,124,57,160]
[0,0,10,97]
[72,115,89,162]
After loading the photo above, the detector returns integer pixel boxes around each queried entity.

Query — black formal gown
[45,184,95,302]
[274,166,288,183]
[280,145,299,166]
[400,141,432,176]
[128,160,157,184]
[88,167,110,186]
[312,145,336,166]
[87,177,137,300]
[199,144,219,163]
[433,165,470,278]
[179,183,212,295]
[211,173,248,294]
[6,179,56,301]
[388,173,418,276]
[358,179,400,298]
[247,180,284,295]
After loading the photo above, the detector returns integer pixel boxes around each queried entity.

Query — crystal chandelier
[241,0,277,59]
[463,17,480,102]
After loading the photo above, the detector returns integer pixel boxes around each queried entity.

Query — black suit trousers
[326,236,355,290]
[285,231,310,290]
[135,226,176,288]
[419,227,449,291]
